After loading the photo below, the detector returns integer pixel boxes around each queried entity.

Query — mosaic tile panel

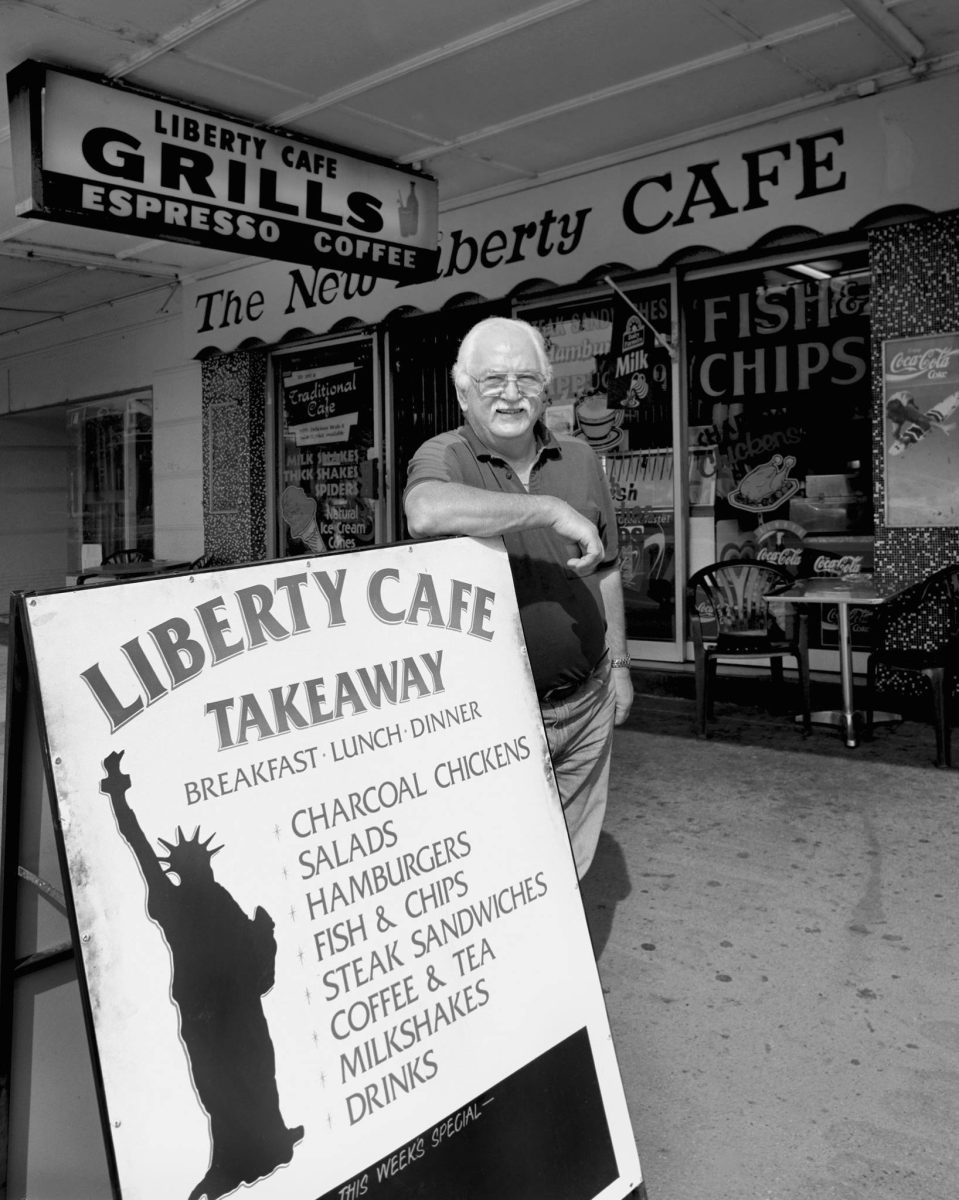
[201,349,268,564]
[870,212,959,590]
[869,212,959,702]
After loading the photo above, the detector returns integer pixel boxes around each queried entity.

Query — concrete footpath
[3,613,957,1198]
[584,670,958,1200]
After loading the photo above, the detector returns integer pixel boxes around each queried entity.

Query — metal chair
[686,558,811,736]
[865,563,959,767]
[102,548,148,565]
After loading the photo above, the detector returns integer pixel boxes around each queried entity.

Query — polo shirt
[404,421,619,696]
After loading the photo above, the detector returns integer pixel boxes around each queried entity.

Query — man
[404,316,633,878]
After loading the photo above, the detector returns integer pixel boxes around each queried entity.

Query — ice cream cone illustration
[279,485,326,553]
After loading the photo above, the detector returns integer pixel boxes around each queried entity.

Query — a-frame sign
[1,538,644,1200]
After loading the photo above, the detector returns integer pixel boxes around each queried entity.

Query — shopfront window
[684,253,872,562]
[67,393,153,572]
[683,249,873,651]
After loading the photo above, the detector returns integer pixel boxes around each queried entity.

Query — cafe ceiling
[1,0,958,342]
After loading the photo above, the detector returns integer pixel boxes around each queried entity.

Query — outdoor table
[76,559,191,585]
[766,574,900,748]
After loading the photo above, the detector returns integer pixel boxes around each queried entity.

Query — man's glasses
[468,372,547,399]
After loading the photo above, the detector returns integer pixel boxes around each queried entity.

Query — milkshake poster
[279,337,378,553]
[20,539,641,1200]
[882,331,959,527]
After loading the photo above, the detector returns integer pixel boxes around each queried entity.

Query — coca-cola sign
[882,330,959,528]
[886,346,959,384]
[812,554,864,576]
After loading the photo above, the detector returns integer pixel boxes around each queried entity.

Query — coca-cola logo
[813,554,862,576]
[887,346,959,383]
[823,605,873,632]
[757,547,803,567]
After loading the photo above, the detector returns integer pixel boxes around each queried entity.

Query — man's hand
[549,501,604,574]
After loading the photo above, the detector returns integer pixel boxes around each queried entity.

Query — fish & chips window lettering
[682,245,874,654]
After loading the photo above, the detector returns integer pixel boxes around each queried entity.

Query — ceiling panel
[711,0,845,38]
[121,51,315,125]
[340,2,746,148]
[438,53,829,177]
[0,3,147,92]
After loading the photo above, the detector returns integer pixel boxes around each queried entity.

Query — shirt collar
[461,419,562,464]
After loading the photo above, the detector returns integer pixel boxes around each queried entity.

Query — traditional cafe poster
[15,539,641,1200]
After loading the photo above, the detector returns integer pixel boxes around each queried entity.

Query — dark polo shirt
[404,421,619,696]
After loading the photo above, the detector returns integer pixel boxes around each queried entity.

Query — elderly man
[404,316,633,878]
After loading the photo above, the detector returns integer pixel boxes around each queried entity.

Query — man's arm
[404,480,604,573]
[598,564,634,725]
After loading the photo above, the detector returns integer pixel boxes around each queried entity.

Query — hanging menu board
[6,538,642,1200]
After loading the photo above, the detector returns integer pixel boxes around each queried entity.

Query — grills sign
[7,60,439,282]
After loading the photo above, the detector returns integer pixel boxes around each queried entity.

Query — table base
[795,709,902,749]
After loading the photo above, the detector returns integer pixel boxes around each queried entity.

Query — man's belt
[539,678,582,704]
[538,651,609,704]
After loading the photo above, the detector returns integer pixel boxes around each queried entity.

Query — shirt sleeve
[403,433,464,505]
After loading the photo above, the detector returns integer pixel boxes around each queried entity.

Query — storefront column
[201,348,268,564]
[870,211,959,589]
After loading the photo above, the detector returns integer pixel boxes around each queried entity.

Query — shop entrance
[517,282,685,662]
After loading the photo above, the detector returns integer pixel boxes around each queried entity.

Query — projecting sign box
[2,538,642,1200]
[6,60,439,282]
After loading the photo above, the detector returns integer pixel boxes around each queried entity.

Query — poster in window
[882,331,959,527]
[279,339,377,553]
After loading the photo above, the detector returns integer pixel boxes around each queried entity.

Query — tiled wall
[201,349,268,564]
[870,212,959,591]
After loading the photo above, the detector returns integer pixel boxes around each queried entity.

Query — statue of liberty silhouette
[100,750,303,1200]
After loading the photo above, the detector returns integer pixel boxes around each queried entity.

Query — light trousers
[540,658,616,879]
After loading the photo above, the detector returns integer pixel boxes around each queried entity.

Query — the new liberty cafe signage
[6,60,439,283]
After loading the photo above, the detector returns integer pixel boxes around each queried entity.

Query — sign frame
[6,60,440,283]
[1,541,643,1200]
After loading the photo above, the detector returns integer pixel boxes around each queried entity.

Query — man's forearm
[404,480,603,572]
[598,563,634,724]
[598,563,628,658]
[405,480,566,539]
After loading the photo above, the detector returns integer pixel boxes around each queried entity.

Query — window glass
[67,394,153,571]
[683,253,873,647]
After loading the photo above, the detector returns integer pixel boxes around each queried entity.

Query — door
[518,280,684,661]
[384,301,507,540]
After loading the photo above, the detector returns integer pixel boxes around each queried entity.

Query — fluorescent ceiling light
[791,263,831,279]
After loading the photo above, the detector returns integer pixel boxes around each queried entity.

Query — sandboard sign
[8,537,643,1200]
